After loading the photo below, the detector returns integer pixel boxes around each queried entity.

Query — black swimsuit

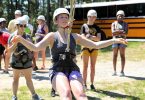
[49,32,80,81]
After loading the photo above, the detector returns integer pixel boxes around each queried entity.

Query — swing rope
[66,0,76,52]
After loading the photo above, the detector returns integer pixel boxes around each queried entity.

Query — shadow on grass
[95,89,140,100]
[72,93,100,100]
[32,75,49,81]
[33,70,49,73]
[125,75,145,80]
[87,96,100,100]
[52,92,101,100]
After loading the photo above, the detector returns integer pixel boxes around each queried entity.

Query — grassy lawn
[1,41,145,100]
[98,41,145,61]
[1,80,144,100]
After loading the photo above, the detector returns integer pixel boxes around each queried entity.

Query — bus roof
[65,0,145,8]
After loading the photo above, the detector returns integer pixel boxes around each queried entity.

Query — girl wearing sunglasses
[8,17,41,100]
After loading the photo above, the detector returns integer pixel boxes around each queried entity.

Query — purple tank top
[36,25,46,34]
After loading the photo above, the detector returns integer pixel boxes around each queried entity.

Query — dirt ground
[1,55,145,90]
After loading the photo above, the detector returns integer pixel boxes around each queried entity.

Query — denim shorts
[112,43,127,48]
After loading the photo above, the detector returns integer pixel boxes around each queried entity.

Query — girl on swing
[10,8,127,100]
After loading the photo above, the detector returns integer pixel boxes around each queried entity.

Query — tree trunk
[59,0,64,7]
[47,0,51,31]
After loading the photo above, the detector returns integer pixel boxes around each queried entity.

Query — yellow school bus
[66,0,145,39]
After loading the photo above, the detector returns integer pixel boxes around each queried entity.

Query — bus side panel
[72,18,145,38]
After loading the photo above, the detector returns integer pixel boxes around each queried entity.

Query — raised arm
[74,33,127,49]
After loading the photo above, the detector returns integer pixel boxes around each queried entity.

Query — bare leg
[82,53,89,85]
[113,48,119,73]
[119,47,126,73]
[32,52,38,70]
[34,51,38,60]
[23,68,36,95]
[70,75,88,100]
[41,49,46,69]
[12,69,21,96]
[52,72,72,100]
[32,57,36,68]
[90,51,97,85]
[34,51,39,69]
[4,50,10,72]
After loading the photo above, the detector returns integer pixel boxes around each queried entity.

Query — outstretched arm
[12,32,54,51]
[75,34,127,49]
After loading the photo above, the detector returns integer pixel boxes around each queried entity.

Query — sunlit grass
[1,80,144,100]
[1,41,145,100]
[0,86,60,100]
[98,41,145,62]
[85,80,145,100]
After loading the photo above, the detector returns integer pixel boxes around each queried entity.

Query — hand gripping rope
[66,0,76,52]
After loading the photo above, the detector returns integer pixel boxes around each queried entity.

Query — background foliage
[0,0,118,31]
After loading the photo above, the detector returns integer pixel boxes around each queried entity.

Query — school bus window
[108,5,116,18]
[82,8,89,19]
[137,4,143,15]
[97,6,107,18]
[66,1,145,38]
[136,4,145,16]
[92,7,97,13]
[128,4,136,16]
[75,8,83,20]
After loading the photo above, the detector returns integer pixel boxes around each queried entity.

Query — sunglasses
[19,24,26,28]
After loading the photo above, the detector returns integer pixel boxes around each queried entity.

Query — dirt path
[1,57,145,90]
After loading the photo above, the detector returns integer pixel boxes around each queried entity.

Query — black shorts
[0,44,5,55]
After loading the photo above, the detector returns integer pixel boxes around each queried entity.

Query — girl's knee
[13,77,19,82]
[26,79,33,84]
[90,65,95,70]
[83,66,88,70]
[76,93,88,100]
[120,54,125,58]
[113,53,118,57]
[61,89,72,98]
[13,79,19,84]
